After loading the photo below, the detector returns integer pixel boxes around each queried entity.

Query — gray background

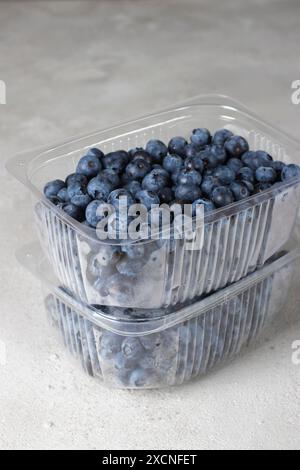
[0,0,300,450]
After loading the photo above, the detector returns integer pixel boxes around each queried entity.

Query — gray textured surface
[1,0,300,450]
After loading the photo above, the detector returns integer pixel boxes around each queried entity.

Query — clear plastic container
[17,243,299,389]
[8,95,300,308]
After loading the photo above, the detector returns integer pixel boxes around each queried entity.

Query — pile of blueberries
[43,128,300,230]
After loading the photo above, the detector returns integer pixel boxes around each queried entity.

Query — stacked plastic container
[8,95,300,388]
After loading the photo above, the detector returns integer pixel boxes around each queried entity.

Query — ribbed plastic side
[44,273,276,388]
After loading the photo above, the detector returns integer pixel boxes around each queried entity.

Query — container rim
[16,242,300,336]
[7,94,300,246]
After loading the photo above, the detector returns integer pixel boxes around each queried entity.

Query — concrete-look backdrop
[0,0,300,450]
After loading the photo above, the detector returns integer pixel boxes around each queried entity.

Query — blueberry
[61,202,84,222]
[224,135,249,157]
[121,336,144,359]
[271,161,286,175]
[237,167,255,183]
[126,157,151,180]
[255,150,273,164]
[87,147,104,159]
[254,183,272,193]
[168,136,187,157]
[190,128,211,147]
[44,179,65,199]
[103,150,129,174]
[65,173,88,187]
[100,169,120,189]
[142,169,169,192]
[70,193,92,209]
[76,153,102,178]
[99,331,122,360]
[163,153,183,173]
[210,145,227,165]
[125,180,142,198]
[140,333,161,350]
[107,188,135,209]
[136,190,160,210]
[128,368,149,387]
[184,144,201,159]
[132,149,153,164]
[158,187,174,204]
[184,155,204,173]
[145,139,168,163]
[121,243,145,259]
[90,245,121,268]
[241,151,258,170]
[100,273,134,303]
[128,147,144,159]
[174,184,202,203]
[227,158,244,174]
[192,198,215,216]
[57,187,70,202]
[212,129,233,146]
[151,164,169,179]
[255,166,277,184]
[242,179,254,193]
[116,258,146,278]
[67,181,88,200]
[199,147,218,169]
[177,168,202,186]
[85,200,107,228]
[230,181,250,201]
[201,175,220,197]
[281,164,300,182]
[87,176,113,200]
[211,186,234,207]
[213,165,235,185]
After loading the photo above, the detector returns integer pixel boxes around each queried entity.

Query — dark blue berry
[125,180,142,198]
[177,168,202,186]
[227,158,244,174]
[210,145,227,165]
[107,188,135,209]
[255,166,277,184]
[85,200,107,228]
[168,136,187,157]
[48,196,62,205]
[199,147,218,169]
[87,176,113,200]
[142,169,169,192]
[61,202,84,222]
[103,150,129,174]
[213,165,235,185]
[241,151,258,170]
[190,128,211,147]
[184,155,204,173]
[71,193,92,209]
[212,129,233,146]
[254,183,272,193]
[132,150,153,164]
[271,161,285,175]
[126,157,151,180]
[230,181,250,201]
[184,144,201,159]
[57,187,70,202]
[67,181,88,200]
[211,186,234,207]
[44,179,65,199]
[281,164,300,182]
[145,139,168,163]
[192,198,215,215]
[86,147,104,159]
[100,169,120,189]
[136,190,160,210]
[224,135,249,157]
[76,154,102,178]
[174,184,202,203]
[65,173,88,187]
[201,176,220,197]
[237,167,255,183]
[116,258,146,278]
[158,187,174,204]
[163,153,183,173]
